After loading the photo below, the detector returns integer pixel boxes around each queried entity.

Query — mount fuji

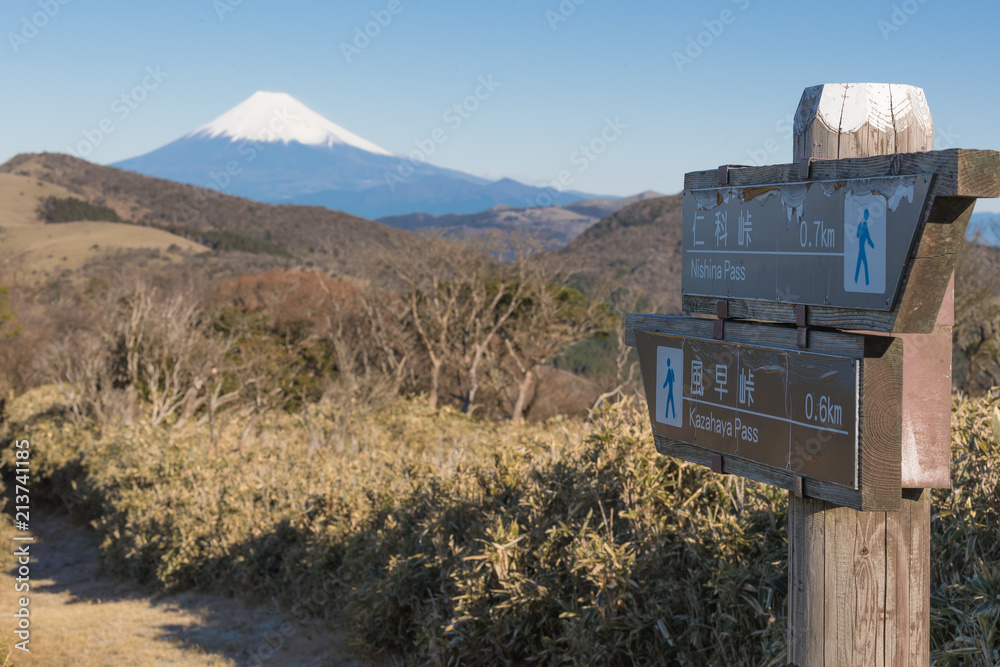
[112,91,604,219]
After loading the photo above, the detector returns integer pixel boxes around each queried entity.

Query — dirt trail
[2,512,359,666]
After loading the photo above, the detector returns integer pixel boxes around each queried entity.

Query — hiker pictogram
[663,358,676,421]
[855,208,875,286]
[655,346,683,427]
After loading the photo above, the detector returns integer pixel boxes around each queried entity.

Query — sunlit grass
[1,386,997,664]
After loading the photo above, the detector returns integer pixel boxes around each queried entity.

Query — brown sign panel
[682,174,931,311]
[636,329,859,488]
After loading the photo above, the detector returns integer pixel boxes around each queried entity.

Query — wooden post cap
[793,83,934,162]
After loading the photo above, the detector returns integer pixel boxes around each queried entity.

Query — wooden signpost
[628,83,999,664]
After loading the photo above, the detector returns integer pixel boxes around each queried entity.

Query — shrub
[151,224,291,257]
[3,394,789,664]
[32,280,231,431]
[38,196,123,223]
[3,358,999,664]
[930,389,1000,665]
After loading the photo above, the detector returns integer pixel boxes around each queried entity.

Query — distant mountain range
[112,91,609,219]
[1,151,680,304]
[378,191,663,248]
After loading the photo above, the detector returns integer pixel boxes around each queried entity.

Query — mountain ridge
[556,194,684,312]
[377,190,665,247]
[1,152,439,285]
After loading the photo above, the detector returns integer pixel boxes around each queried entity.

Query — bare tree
[360,291,413,387]
[232,339,300,454]
[455,239,531,415]
[589,286,646,413]
[38,279,237,434]
[124,289,229,428]
[397,235,540,415]
[324,288,410,413]
[398,241,463,410]
[35,331,109,425]
[501,281,608,422]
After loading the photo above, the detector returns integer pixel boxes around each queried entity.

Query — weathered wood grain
[892,196,975,333]
[790,83,934,163]
[884,497,906,666]
[881,488,928,666]
[824,504,839,666]
[787,495,826,661]
[890,84,934,155]
[786,82,935,666]
[794,83,842,161]
[684,148,999,198]
[906,488,930,663]
[860,337,903,510]
[788,496,801,656]
[625,311,866,356]
[832,506,887,666]
[682,295,899,333]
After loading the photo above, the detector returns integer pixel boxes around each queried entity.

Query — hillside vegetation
[0,244,998,664]
[37,195,124,223]
[377,191,664,249]
[2,153,1000,665]
[2,380,998,664]
[557,194,684,313]
[1,153,438,285]
[954,240,1000,394]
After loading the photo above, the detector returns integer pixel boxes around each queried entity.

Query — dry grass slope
[0,173,78,227]
[0,153,440,285]
[0,222,208,282]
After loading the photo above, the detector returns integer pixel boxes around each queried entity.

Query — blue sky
[3,0,1000,211]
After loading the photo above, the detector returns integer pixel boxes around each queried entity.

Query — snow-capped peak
[186,91,393,156]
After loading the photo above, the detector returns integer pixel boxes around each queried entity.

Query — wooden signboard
[683,174,931,312]
[629,314,901,511]
[681,148,999,333]
[637,331,858,485]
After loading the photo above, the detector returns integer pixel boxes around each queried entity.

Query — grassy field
[0,173,78,228]
[0,222,207,281]
[2,383,997,665]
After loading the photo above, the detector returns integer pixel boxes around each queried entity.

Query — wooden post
[787,84,936,666]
